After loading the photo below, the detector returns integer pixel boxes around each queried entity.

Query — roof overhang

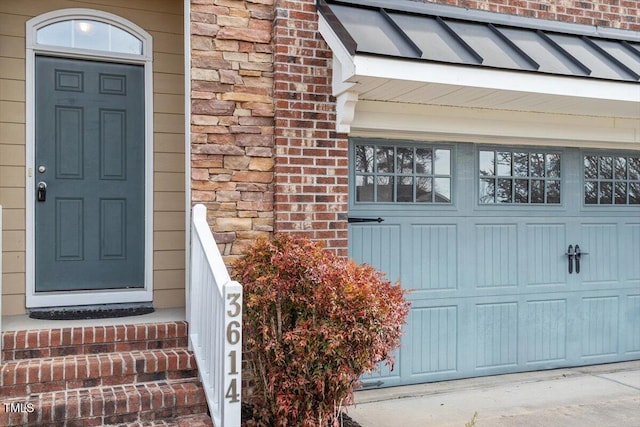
[318,0,640,137]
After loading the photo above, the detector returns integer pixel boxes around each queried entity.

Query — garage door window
[354,144,452,203]
[479,150,561,204]
[584,155,640,205]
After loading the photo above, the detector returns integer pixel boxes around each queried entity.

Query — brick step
[2,321,188,361]
[108,413,214,427]
[0,348,197,398]
[0,379,209,427]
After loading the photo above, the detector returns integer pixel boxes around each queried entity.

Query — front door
[35,56,145,292]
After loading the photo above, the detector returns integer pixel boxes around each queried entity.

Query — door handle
[565,244,574,274]
[574,245,589,274]
[37,181,47,202]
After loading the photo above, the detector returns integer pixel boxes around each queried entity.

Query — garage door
[348,140,640,388]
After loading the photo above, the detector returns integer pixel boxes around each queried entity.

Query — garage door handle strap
[348,217,384,223]
[565,245,574,274]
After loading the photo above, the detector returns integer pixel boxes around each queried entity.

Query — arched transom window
[36,19,142,55]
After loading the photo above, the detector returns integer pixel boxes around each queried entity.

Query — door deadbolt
[38,165,46,173]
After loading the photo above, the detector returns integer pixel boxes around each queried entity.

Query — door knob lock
[37,181,47,202]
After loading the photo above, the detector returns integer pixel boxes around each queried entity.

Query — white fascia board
[352,55,640,103]
[317,14,355,95]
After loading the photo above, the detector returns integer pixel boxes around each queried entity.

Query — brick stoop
[0,321,214,427]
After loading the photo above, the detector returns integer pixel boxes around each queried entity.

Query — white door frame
[25,9,154,308]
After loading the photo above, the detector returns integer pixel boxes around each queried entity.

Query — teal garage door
[349,140,640,388]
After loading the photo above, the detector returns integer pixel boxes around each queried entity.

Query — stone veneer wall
[190,0,276,265]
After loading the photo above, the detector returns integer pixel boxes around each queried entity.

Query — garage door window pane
[356,175,374,202]
[585,181,598,204]
[513,152,529,176]
[531,180,544,203]
[479,151,494,176]
[583,154,640,205]
[479,149,561,204]
[377,147,395,173]
[546,154,561,178]
[416,177,433,202]
[397,148,413,173]
[546,180,561,204]
[514,179,528,203]
[630,183,640,204]
[434,178,451,203]
[615,182,627,204]
[584,156,598,179]
[615,157,627,179]
[434,149,451,175]
[354,143,451,203]
[377,176,394,202]
[600,157,613,179]
[416,149,432,174]
[480,178,495,203]
[397,177,414,202]
[496,179,512,203]
[355,145,374,173]
[497,152,511,176]
[629,158,640,180]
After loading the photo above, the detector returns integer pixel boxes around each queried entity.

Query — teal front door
[35,56,145,292]
[349,140,640,388]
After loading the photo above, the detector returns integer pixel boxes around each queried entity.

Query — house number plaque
[225,292,242,404]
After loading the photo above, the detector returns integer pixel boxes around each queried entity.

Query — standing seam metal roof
[317,0,640,83]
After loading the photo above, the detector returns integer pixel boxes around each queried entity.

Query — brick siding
[273,0,349,256]
[419,0,640,31]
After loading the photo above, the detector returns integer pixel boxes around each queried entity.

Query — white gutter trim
[353,55,640,103]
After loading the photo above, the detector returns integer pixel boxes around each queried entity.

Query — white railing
[189,204,242,427]
[0,205,3,358]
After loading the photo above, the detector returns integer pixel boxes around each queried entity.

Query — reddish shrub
[233,234,409,427]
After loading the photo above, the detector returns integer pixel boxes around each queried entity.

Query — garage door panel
[625,295,640,353]
[625,224,640,281]
[475,224,518,288]
[475,301,518,368]
[525,299,567,363]
[360,348,401,385]
[349,224,401,284]
[579,223,618,283]
[581,296,619,357]
[410,224,457,290]
[409,305,458,375]
[526,224,567,286]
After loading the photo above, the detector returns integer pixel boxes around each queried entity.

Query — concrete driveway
[345,361,640,427]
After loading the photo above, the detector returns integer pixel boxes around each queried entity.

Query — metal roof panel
[386,13,477,64]
[330,4,418,58]
[318,0,640,83]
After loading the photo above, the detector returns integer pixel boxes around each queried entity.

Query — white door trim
[25,9,154,308]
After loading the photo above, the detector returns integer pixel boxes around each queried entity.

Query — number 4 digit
[225,378,240,403]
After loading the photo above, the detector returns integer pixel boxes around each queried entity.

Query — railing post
[0,205,3,358]
[190,204,242,427]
